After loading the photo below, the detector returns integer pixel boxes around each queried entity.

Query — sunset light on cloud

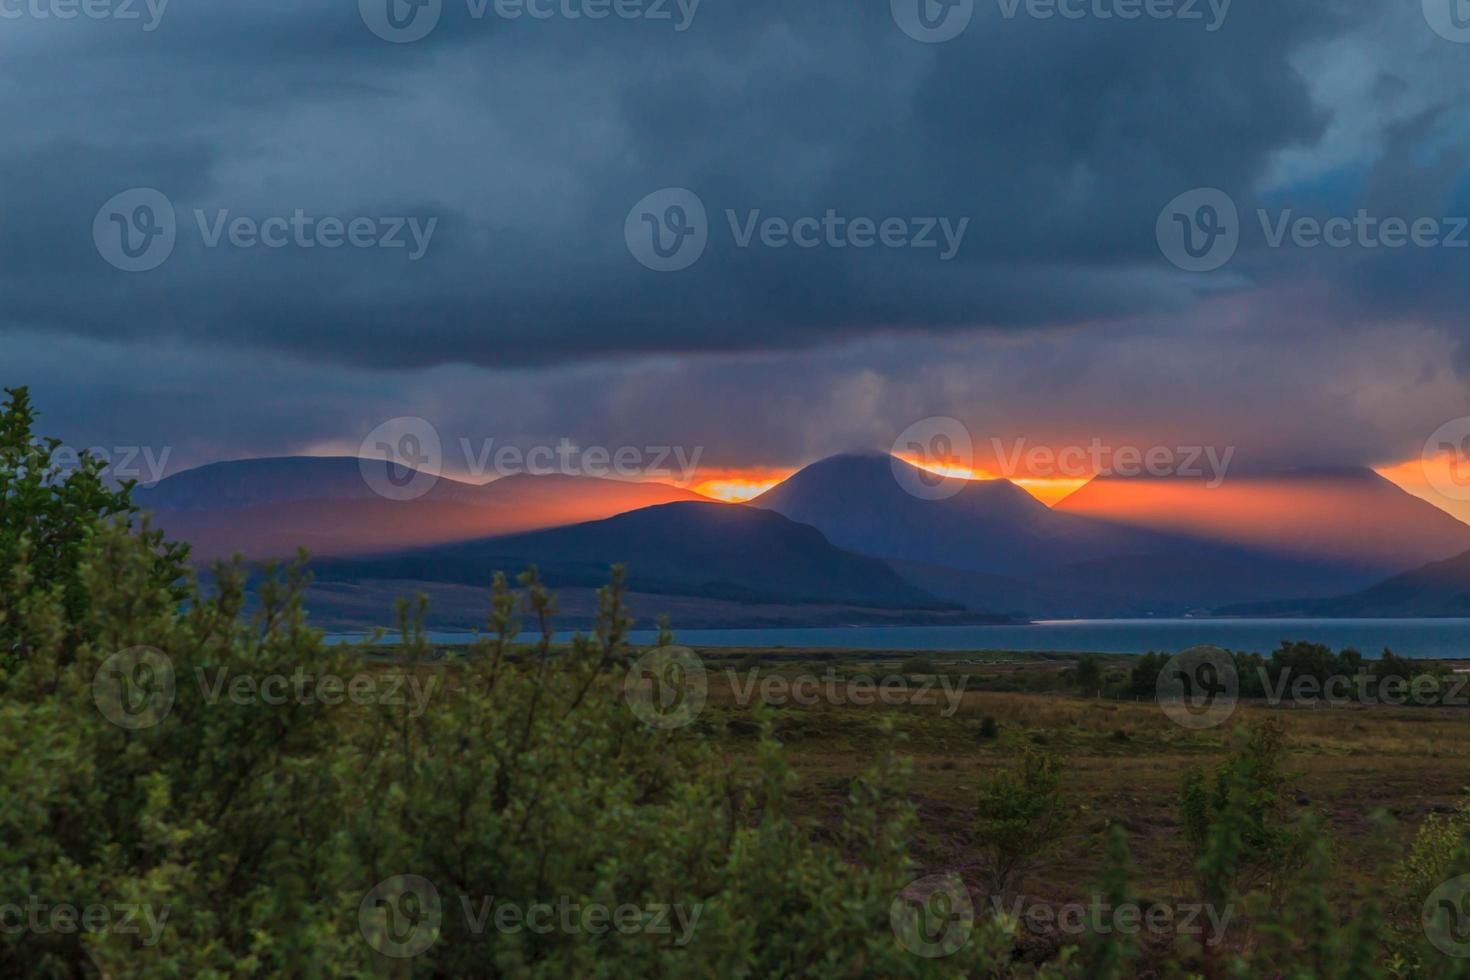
[689,471,790,503]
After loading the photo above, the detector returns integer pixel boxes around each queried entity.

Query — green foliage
[8,391,1470,977]
[0,386,188,675]
[1074,656,1102,697]
[1181,720,1304,904]
[973,748,1068,899]
[900,654,937,675]
[1126,651,1166,697]
[1079,826,1137,980]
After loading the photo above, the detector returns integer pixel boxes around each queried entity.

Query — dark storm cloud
[0,0,1385,369]
[5,0,1470,487]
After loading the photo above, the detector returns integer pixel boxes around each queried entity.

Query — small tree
[1127,651,1167,697]
[1181,720,1304,904]
[0,386,188,673]
[1075,655,1103,697]
[974,748,1069,898]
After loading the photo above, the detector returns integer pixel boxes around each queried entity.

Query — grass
[683,648,1470,910]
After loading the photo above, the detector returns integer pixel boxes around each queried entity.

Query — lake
[330,618,1470,659]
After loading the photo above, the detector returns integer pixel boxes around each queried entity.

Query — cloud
[3,0,1470,486]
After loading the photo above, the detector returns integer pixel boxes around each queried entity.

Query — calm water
[332,618,1470,659]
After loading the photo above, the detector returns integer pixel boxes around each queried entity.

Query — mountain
[1055,467,1470,579]
[751,453,1167,577]
[134,456,486,509]
[750,454,1469,617]
[311,501,955,610]
[137,457,707,560]
[1222,550,1470,618]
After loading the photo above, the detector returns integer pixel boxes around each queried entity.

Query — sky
[3,0,1470,518]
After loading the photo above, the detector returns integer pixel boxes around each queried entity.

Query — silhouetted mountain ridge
[311,501,957,610]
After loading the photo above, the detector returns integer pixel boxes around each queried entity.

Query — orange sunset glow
[1377,455,1470,526]
[689,471,791,502]
[895,454,1091,506]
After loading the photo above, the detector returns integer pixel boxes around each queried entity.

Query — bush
[1075,655,1103,696]
[978,716,999,740]
[0,395,1029,978]
[900,655,937,675]
[973,748,1068,899]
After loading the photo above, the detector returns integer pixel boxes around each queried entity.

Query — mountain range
[135,452,1470,625]
[137,457,706,560]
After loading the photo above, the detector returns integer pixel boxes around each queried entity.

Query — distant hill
[747,454,1470,617]
[311,501,957,610]
[1221,550,1470,618]
[751,453,1170,577]
[137,457,707,560]
[135,456,485,509]
[1056,466,1470,579]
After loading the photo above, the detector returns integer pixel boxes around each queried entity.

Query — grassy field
[679,648,1469,911]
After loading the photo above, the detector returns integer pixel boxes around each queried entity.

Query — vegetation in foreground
[4,386,1470,978]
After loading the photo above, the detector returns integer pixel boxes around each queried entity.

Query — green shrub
[973,748,1068,899]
